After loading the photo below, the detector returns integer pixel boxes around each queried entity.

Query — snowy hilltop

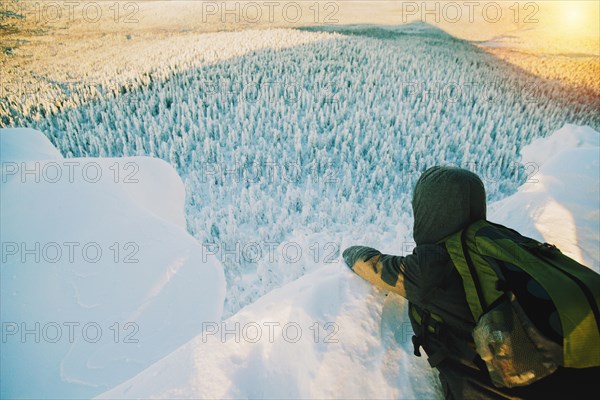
[6,24,599,320]
[2,124,597,399]
[1,128,226,399]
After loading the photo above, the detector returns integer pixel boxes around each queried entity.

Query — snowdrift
[98,124,599,399]
[13,23,598,320]
[490,124,600,272]
[1,125,597,399]
[0,128,226,399]
[98,264,439,399]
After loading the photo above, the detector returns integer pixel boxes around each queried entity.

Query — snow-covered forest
[1,2,599,397]
[3,24,598,316]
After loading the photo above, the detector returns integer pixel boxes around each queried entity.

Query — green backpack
[443,219,600,388]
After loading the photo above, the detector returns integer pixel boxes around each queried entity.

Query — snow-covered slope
[0,127,63,162]
[0,128,226,399]
[13,24,598,319]
[97,262,440,400]
[490,124,600,272]
[97,124,599,399]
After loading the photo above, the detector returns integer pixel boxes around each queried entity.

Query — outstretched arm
[342,246,409,298]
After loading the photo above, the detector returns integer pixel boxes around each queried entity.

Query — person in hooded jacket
[342,166,598,400]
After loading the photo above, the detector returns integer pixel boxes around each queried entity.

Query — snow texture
[1,23,598,400]
[7,24,599,317]
[490,124,600,271]
[0,128,226,399]
[98,123,599,399]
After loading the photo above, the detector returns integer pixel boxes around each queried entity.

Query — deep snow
[1,128,226,399]
[97,123,599,399]
[98,123,599,399]
[3,122,595,399]
[1,18,599,400]
[10,24,599,319]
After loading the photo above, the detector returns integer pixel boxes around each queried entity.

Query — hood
[412,166,487,245]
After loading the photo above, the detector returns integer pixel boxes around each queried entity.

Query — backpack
[418,219,600,388]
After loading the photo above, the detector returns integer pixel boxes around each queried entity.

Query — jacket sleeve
[342,244,451,303]
[342,245,421,299]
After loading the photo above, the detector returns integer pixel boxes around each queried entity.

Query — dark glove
[342,246,382,269]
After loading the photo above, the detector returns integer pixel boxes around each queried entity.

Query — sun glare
[565,7,583,25]
[549,1,600,38]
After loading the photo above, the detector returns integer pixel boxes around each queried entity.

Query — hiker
[343,166,600,399]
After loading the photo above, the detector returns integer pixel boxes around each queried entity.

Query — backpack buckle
[539,242,560,257]
[412,335,423,357]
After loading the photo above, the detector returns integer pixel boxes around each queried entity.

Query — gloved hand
[342,246,382,270]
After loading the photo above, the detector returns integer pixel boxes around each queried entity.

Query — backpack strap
[409,303,446,367]
[460,227,487,312]
[445,220,504,322]
[409,303,487,371]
